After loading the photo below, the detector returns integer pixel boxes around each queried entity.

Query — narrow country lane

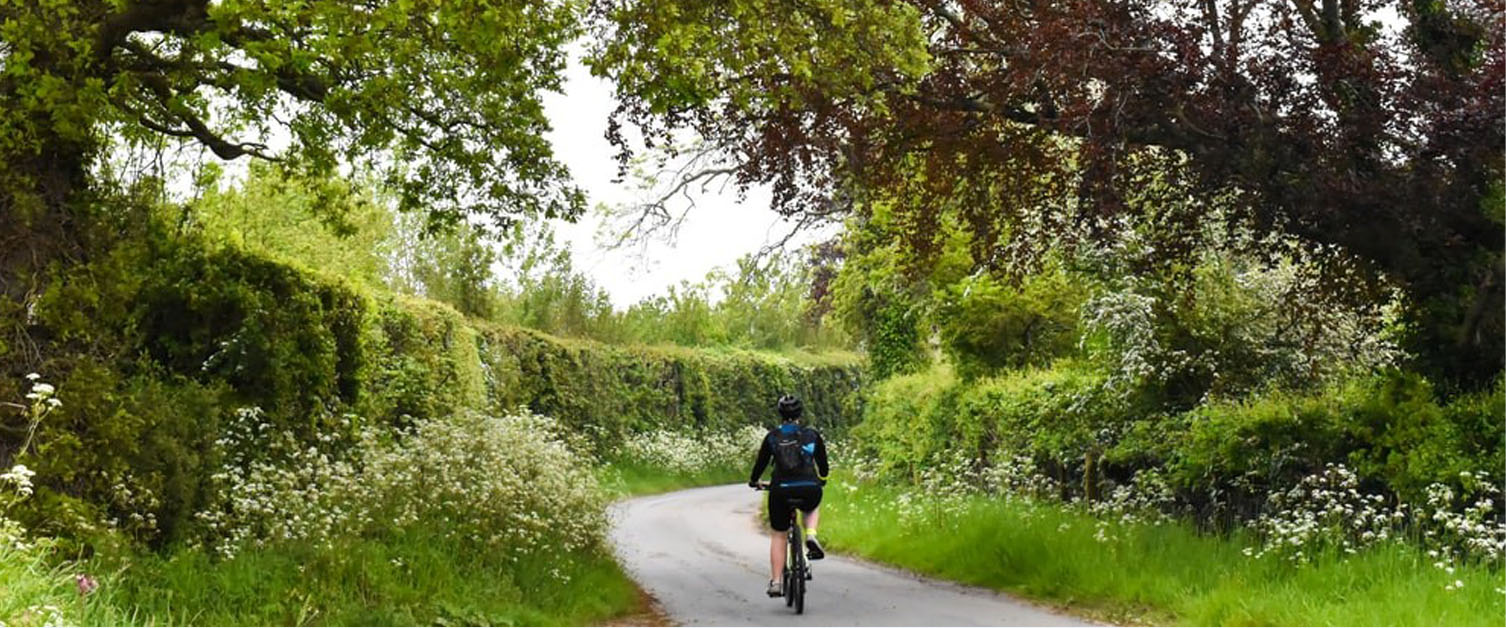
[608,484,1096,626]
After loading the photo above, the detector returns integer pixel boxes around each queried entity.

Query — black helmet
[777,394,803,420]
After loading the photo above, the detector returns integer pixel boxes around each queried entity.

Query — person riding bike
[748,394,829,598]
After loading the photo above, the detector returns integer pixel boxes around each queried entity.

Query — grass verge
[599,461,744,497]
[82,529,638,626]
[6,462,738,627]
[821,477,1505,626]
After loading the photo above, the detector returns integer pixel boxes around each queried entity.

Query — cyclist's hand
[818,476,828,487]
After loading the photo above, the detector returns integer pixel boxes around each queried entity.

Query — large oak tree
[1,0,584,252]
[588,0,1504,384]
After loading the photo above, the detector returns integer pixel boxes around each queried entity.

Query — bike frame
[758,483,810,614]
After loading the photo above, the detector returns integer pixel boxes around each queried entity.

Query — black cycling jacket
[749,422,829,487]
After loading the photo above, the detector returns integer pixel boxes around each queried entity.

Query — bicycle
[755,482,812,614]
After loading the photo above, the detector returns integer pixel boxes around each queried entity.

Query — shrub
[934,266,1087,379]
[1170,372,1505,508]
[860,363,1505,547]
[197,407,607,564]
[855,363,1138,486]
[613,425,767,475]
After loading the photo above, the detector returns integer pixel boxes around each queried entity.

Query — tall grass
[0,539,138,626]
[95,530,636,626]
[822,477,1506,626]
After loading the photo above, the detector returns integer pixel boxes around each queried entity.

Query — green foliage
[479,327,864,450]
[192,163,394,288]
[21,366,229,547]
[934,266,1088,379]
[588,0,930,131]
[0,535,135,627]
[174,167,853,354]
[855,363,1131,484]
[363,295,488,422]
[1076,244,1404,407]
[598,461,747,498]
[493,230,619,340]
[861,360,1505,517]
[829,208,930,378]
[2,215,864,548]
[388,215,502,320]
[1171,373,1506,505]
[134,245,369,421]
[2,0,585,225]
[491,241,851,352]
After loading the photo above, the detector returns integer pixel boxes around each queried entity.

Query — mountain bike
[755,482,812,614]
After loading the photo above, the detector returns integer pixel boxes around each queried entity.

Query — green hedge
[856,363,1503,516]
[2,240,863,547]
[1169,373,1505,506]
[479,327,863,441]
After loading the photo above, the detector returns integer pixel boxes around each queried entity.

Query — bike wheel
[792,525,806,614]
[789,563,801,608]
[785,523,799,607]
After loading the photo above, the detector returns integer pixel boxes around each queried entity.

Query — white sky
[539,53,832,309]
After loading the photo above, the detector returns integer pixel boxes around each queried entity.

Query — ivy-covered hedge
[1,240,862,547]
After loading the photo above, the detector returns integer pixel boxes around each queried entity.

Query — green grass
[5,461,738,627]
[86,529,638,626]
[1,538,138,626]
[44,462,738,626]
[822,478,1506,626]
[598,461,744,497]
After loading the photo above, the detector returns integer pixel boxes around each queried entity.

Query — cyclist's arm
[748,436,772,486]
[814,433,829,479]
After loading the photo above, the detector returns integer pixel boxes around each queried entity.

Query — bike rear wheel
[784,526,796,607]
[791,519,806,614]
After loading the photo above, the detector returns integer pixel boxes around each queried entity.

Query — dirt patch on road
[605,587,675,627]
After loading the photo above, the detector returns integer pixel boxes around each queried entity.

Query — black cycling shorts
[768,484,823,531]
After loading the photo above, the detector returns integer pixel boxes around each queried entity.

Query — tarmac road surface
[608,484,1095,626]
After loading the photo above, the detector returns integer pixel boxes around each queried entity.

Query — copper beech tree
[589,0,1504,384]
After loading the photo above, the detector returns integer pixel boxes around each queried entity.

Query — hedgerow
[0,232,862,548]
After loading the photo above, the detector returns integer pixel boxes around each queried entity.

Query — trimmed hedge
[2,240,862,546]
[479,326,862,441]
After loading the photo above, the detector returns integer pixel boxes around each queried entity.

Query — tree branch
[1203,0,1225,54]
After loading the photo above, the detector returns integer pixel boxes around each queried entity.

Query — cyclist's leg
[799,486,826,559]
[767,489,794,585]
[769,530,787,582]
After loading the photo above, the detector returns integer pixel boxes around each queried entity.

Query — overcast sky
[538,52,831,309]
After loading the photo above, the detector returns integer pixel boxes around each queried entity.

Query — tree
[589,0,1504,384]
[2,0,584,246]
[193,162,395,288]
[388,213,500,320]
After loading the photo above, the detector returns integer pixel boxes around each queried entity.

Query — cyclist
[748,394,829,598]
